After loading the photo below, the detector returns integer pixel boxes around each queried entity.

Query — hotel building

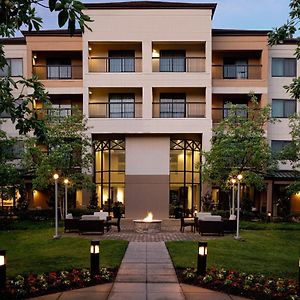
[1,1,299,218]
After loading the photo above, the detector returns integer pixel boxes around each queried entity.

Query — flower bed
[179,267,299,300]
[0,268,114,299]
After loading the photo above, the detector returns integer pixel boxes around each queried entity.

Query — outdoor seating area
[64,211,121,234]
[181,212,237,236]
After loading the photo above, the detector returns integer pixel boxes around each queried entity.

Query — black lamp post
[197,242,207,276]
[90,240,100,277]
[267,211,271,223]
[0,250,6,291]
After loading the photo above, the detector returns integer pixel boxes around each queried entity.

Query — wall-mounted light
[90,240,100,277]
[89,90,93,95]
[152,49,159,58]
[197,242,207,276]
[88,47,92,51]
[0,250,6,291]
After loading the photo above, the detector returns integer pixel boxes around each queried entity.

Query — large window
[160,50,186,72]
[223,58,248,79]
[109,93,135,118]
[271,140,291,154]
[272,99,296,118]
[0,58,23,77]
[272,58,296,77]
[94,139,125,212]
[223,101,248,118]
[160,93,186,118]
[46,59,72,79]
[108,50,135,72]
[170,139,201,217]
[48,104,72,119]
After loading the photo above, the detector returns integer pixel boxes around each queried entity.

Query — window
[160,93,186,118]
[272,58,296,77]
[49,104,72,119]
[223,58,248,79]
[272,99,296,118]
[47,59,72,79]
[0,58,23,77]
[223,101,248,118]
[108,50,135,72]
[160,50,186,72]
[109,93,135,118]
[271,140,291,154]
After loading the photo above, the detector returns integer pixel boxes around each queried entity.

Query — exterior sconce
[90,240,100,277]
[197,242,207,276]
[0,250,6,291]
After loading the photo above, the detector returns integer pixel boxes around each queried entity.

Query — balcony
[152,57,205,72]
[89,57,142,73]
[33,65,83,80]
[212,64,262,80]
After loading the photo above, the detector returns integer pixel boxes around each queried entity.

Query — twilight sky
[36,0,291,31]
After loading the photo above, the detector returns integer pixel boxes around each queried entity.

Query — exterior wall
[125,136,170,218]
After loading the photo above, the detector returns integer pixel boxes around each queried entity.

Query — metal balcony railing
[152,57,205,72]
[212,64,262,79]
[152,102,206,118]
[89,102,142,118]
[89,57,142,72]
[32,65,83,80]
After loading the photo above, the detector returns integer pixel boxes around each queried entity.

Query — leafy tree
[0,0,92,139]
[202,94,275,192]
[22,107,94,208]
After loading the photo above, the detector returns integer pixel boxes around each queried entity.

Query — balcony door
[160,50,186,72]
[160,93,186,118]
[223,58,248,79]
[46,58,72,79]
[108,50,135,72]
[109,93,135,118]
[223,100,248,119]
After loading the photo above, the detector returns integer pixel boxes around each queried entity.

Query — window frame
[272,99,297,118]
[272,58,297,77]
[0,58,23,77]
[108,93,135,118]
[159,93,186,118]
[159,50,186,72]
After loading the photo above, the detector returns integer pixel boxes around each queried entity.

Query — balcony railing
[33,65,83,80]
[152,102,206,118]
[212,64,262,79]
[89,57,142,72]
[212,108,249,123]
[89,102,142,118]
[152,57,205,72]
[36,108,82,121]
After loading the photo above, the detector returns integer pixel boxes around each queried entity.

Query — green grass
[167,227,300,280]
[0,223,128,277]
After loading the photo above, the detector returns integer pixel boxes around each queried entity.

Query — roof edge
[21,29,82,37]
[0,37,26,45]
[213,29,271,36]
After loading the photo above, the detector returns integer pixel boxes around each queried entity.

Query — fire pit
[133,212,162,233]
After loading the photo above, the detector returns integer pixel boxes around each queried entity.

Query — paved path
[32,242,250,300]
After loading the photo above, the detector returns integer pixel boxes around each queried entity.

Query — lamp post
[53,173,60,239]
[231,178,236,215]
[64,179,69,218]
[235,174,243,240]
[267,211,271,223]
[90,240,100,277]
[197,242,208,276]
[298,257,300,296]
[0,250,6,291]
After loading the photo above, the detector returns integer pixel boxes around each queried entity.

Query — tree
[22,107,94,208]
[202,94,275,193]
[0,0,92,139]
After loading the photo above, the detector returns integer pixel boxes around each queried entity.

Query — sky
[35,0,291,31]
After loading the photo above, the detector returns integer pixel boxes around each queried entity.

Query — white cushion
[197,212,212,220]
[66,213,73,219]
[229,215,236,220]
[94,211,109,220]
[81,215,100,220]
[200,215,222,221]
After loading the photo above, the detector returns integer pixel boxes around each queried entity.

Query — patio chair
[64,218,80,232]
[180,216,195,232]
[106,216,121,232]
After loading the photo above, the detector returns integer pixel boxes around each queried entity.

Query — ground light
[197,242,207,276]
[0,250,6,291]
[90,240,100,277]
[53,173,60,239]
[235,174,243,240]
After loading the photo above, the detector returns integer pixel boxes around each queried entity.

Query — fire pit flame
[143,212,153,222]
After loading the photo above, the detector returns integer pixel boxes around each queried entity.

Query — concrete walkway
[32,242,250,300]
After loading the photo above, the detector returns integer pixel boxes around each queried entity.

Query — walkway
[33,241,249,300]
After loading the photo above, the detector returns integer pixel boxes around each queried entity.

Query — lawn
[167,224,300,280]
[0,221,128,277]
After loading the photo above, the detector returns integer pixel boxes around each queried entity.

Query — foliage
[180,267,299,300]
[1,268,113,299]
[0,0,92,138]
[22,108,93,193]
[88,186,99,210]
[202,94,275,191]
